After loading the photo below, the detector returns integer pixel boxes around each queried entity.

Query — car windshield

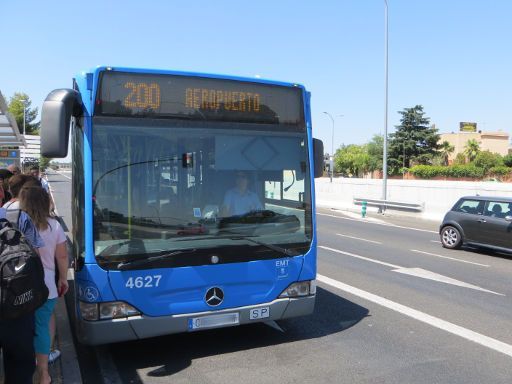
[92,118,312,266]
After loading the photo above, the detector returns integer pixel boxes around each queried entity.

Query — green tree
[39,156,52,170]
[473,151,503,173]
[7,92,40,135]
[366,134,384,171]
[503,154,512,167]
[334,144,371,177]
[453,153,467,165]
[439,140,455,166]
[430,153,446,166]
[388,105,440,174]
[463,139,480,162]
[334,135,383,177]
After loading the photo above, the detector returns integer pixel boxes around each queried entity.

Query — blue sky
[2,0,511,154]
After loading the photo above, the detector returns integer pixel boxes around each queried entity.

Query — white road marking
[336,234,382,244]
[57,171,71,180]
[319,245,503,295]
[430,240,441,244]
[392,267,503,295]
[318,213,373,224]
[317,212,438,234]
[385,223,437,234]
[332,210,388,224]
[410,249,489,267]
[317,274,512,358]
[319,246,400,268]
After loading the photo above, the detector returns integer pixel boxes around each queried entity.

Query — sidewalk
[50,178,83,383]
[54,294,83,384]
[317,202,441,232]
[46,298,67,384]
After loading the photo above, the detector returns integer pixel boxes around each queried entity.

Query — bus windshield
[92,118,312,268]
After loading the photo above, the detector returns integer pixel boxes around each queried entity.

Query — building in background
[440,130,510,163]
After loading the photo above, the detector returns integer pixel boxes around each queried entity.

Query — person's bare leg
[36,353,51,384]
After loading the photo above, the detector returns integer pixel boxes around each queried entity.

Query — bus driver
[221,171,262,217]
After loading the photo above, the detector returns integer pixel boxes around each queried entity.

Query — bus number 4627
[125,275,162,289]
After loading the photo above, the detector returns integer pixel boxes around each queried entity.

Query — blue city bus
[40,67,324,345]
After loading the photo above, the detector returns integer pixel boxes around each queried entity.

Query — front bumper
[76,295,315,345]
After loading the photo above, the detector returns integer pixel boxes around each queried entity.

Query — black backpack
[0,210,48,320]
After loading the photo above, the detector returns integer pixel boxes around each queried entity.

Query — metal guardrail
[353,197,424,212]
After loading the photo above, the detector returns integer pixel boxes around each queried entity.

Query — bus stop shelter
[0,91,26,167]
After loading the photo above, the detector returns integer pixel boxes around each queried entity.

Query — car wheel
[441,226,462,249]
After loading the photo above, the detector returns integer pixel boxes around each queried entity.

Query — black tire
[440,225,462,249]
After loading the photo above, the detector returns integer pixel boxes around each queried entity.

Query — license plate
[249,307,270,320]
[188,312,239,330]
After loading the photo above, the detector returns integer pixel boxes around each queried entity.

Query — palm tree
[464,139,480,162]
[440,140,455,166]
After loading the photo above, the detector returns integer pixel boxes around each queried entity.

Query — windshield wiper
[226,234,300,257]
[176,231,300,257]
[98,237,166,257]
[116,249,194,270]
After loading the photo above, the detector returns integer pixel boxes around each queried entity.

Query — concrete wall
[315,177,512,221]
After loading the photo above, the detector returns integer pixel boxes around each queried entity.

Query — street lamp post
[20,99,28,136]
[323,112,335,182]
[23,103,26,135]
[19,99,28,169]
[403,136,406,179]
[381,0,389,211]
[402,132,409,179]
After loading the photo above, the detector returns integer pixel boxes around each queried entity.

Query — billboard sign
[460,122,477,132]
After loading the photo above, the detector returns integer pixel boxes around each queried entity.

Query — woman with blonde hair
[19,184,68,384]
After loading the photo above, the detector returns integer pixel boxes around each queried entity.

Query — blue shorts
[34,299,57,354]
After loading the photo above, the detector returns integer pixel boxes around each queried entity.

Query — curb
[55,293,83,383]
[316,200,442,222]
[49,177,83,383]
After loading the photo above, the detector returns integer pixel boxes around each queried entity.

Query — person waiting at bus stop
[29,166,50,193]
[19,183,68,384]
[6,164,21,176]
[3,174,33,210]
[0,169,13,206]
[221,171,262,216]
[0,189,44,384]
[28,166,55,213]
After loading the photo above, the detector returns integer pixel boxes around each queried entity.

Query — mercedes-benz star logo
[205,287,224,307]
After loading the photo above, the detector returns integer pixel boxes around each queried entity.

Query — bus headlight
[279,280,316,298]
[79,301,140,321]
[79,301,99,321]
[99,302,140,320]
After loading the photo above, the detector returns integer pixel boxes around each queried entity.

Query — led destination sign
[185,88,261,113]
[96,71,304,128]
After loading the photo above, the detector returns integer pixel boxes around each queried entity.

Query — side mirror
[313,138,324,178]
[40,89,82,158]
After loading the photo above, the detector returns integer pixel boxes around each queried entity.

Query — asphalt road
[48,171,512,384]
